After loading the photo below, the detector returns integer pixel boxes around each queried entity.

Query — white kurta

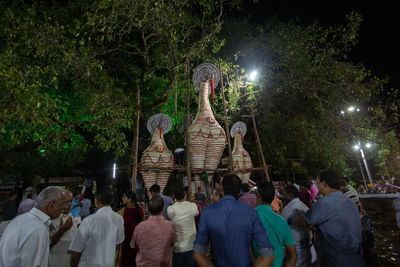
[0,208,51,267]
[68,206,124,267]
[281,198,317,267]
[49,213,81,267]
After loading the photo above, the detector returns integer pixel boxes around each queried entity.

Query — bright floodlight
[249,71,258,81]
[357,108,360,112]
[348,106,355,112]
[353,144,360,150]
[113,163,116,178]
[365,143,372,148]
[340,110,345,115]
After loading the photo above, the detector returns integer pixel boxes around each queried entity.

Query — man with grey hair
[0,186,70,267]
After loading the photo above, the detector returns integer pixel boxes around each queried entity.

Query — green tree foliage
[1,1,398,185]
[218,13,397,182]
[0,0,240,180]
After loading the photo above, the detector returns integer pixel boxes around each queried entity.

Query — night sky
[243,1,400,91]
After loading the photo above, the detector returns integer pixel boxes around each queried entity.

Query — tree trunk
[131,82,141,192]
[185,56,192,193]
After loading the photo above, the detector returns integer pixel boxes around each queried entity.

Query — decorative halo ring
[230,122,247,138]
[192,63,220,92]
[147,113,172,134]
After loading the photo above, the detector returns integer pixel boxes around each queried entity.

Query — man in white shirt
[0,186,70,267]
[281,185,317,267]
[167,185,199,267]
[50,192,81,267]
[69,187,124,267]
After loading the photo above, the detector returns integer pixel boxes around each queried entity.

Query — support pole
[251,109,270,181]
[356,153,368,189]
[359,148,373,184]
[185,56,192,193]
[131,82,141,193]
[219,60,233,172]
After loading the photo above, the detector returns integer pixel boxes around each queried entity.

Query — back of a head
[300,181,308,188]
[125,191,138,203]
[149,184,161,194]
[222,173,242,197]
[257,182,275,204]
[149,195,164,215]
[318,170,340,190]
[95,188,113,206]
[241,183,250,193]
[339,180,347,189]
[341,176,350,185]
[173,185,185,201]
[284,185,299,198]
[284,178,294,185]
[36,186,65,208]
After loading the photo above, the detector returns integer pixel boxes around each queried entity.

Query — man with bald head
[0,186,70,267]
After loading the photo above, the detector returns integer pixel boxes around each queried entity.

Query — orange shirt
[270,196,282,213]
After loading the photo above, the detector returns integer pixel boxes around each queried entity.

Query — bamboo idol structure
[231,122,253,183]
[188,63,226,189]
[139,114,174,196]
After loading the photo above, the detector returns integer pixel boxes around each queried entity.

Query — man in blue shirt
[299,170,365,267]
[150,184,174,220]
[193,173,275,267]
[70,192,81,218]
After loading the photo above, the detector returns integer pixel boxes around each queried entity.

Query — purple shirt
[239,192,258,208]
[299,189,311,208]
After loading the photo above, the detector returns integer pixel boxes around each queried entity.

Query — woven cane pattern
[141,115,174,196]
[232,132,253,184]
[188,79,226,186]
[192,63,220,92]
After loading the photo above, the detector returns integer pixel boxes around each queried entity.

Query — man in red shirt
[131,196,177,267]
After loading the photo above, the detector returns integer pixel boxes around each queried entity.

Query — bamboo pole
[131,82,141,192]
[138,167,263,172]
[185,56,192,193]
[219,60,233,172]
[251,109,270,181]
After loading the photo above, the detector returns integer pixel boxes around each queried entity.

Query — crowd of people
[0,170,397,267]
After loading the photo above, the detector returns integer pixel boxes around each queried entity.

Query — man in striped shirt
[339,177,366,215]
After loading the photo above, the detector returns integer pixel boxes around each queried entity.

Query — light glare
[249,71,258,81]
[365,143,372,148]
[113,163,116,178]
[348,106,355,112]
[353,145,360,150]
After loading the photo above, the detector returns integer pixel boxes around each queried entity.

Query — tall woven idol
[231,122,253,183]
[140,114,174,195]
[188,63,226,189]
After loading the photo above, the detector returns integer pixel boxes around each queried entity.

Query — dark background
[243,1,400,91]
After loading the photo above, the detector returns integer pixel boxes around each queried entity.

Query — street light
[249,71,258,81]
[353,142,373,185]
